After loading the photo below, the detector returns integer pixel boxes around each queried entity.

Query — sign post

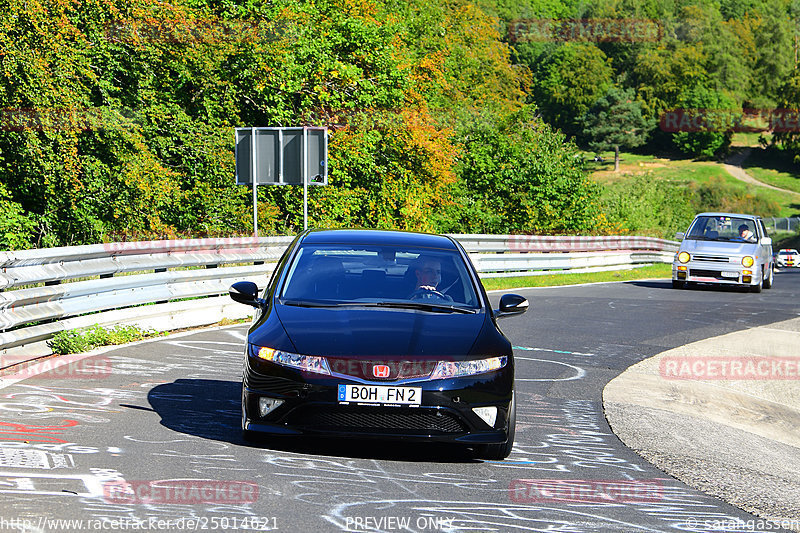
[235,126,328,235]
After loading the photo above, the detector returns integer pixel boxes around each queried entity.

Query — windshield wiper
[372,301,478,314]
[280,299,344,308]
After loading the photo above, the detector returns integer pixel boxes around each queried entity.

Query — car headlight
[678,252,690,263]
[256,346,331,375]
[742,256,754,267]
[431,356,507,379]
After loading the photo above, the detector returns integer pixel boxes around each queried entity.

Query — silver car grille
[692,254,730,263]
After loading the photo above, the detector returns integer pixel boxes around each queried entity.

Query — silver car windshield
[686,216,759,243]
[280,245,481,309]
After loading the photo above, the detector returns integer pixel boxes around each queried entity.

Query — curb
[603,317,800,530]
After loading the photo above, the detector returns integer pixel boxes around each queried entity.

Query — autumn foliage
[0,0,600,248]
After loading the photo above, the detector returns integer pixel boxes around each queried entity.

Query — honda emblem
[373,365,390,378]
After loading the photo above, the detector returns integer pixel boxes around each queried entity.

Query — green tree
[671,86,739,158]
[771,69,800,158]
[581,86,653,171]
[440,106,601,234]
[531,43,614,136]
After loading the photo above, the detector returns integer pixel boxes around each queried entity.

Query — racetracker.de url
[0,516,278,531]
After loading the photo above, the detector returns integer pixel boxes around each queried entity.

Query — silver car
[672,213,774,292]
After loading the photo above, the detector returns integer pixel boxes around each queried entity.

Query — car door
[757,219,771,270]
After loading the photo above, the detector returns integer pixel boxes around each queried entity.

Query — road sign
[234,127,329,234]
[235,127,327,185]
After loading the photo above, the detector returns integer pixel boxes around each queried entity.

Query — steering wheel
[409,287,447,300]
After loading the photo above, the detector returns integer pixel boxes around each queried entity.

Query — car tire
[749,271,763,293]
[477,395,516,460]
[672,280,686,289]
[241,386,259,443]
[763,264,774,289]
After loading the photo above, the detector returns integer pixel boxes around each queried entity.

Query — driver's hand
[419,285,437,291]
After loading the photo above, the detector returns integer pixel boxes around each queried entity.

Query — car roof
[695,212,761,220]
[299,228,458,250]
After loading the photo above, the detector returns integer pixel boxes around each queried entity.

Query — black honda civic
[229,229,528,459]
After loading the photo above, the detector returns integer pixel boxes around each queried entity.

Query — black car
[229,229,528,459]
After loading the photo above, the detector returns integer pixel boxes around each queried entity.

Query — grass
[586,149,800,218]
[480,263,672,291]
[774,230,800,251]
[730,131,771,147]
[741,148,800,195]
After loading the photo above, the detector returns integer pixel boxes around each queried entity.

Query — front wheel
[749,273,763,293]
[672,280,685,289]
[763,264,774,289]
[242,385,259,443]
[476,395,516,460]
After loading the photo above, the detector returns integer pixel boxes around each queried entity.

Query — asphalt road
[1,270,799,533]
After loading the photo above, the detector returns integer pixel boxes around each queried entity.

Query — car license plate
[721,271,739,278]
[338,384,421,405]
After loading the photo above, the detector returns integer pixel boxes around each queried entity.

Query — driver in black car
[409,257,453,301]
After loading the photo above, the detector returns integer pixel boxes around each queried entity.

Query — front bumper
[672,261,759,285]
[242,359,514,444]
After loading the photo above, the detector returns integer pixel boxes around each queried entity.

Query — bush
[0,183,36,250]
[689,176,780,217]
[48,325,161,355]
[600,175,696,237]
[600,174,781,238]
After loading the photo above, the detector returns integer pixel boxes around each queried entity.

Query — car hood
[274,304,485,358]
[682,239,756,255]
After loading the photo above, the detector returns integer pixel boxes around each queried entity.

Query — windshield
[686,216,759,243]
[280,244,481,310]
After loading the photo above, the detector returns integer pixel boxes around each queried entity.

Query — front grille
[690,269,721,277]
[690,269,738,280]
[287,406,466,433]
[692,254,730,263]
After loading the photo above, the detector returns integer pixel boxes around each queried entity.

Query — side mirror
[675,232,685,241]
[760,237,772,246]
[229,281,264,308]
[495,294,529,318]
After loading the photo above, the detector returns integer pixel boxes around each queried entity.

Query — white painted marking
[515,357,586,382]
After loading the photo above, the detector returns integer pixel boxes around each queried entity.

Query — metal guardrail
[764,217,800,233]
[0,234,677,357]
